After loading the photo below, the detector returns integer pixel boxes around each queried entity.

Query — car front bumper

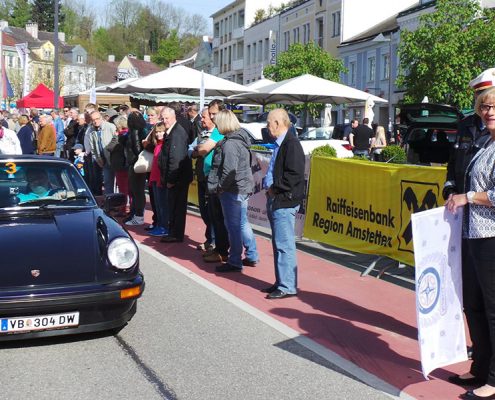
[0,274,144,341]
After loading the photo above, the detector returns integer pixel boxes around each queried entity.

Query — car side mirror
[103,193,126,214]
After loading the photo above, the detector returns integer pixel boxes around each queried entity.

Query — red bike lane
[128,210,471,400]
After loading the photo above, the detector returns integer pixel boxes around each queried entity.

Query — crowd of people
[0,100,305,300]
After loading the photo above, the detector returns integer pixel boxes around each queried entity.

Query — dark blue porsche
[0,155,144,341]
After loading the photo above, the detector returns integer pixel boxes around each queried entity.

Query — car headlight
[107,237,138,270]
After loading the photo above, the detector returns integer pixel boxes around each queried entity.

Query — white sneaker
[125,216,144,226]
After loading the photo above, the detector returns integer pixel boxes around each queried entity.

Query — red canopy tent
[16,83,63,109]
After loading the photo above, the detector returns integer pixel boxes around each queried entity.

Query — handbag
[133,149,153,173]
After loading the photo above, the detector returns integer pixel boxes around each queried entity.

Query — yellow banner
[304,157,446,266]
[187,158,199,206]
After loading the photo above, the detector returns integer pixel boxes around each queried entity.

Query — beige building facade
[211,0,286,84]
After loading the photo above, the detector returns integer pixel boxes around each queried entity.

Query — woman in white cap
[447,86,495,399]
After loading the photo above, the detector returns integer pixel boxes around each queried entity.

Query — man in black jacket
[262,108,305,299]
[159,107,193,243]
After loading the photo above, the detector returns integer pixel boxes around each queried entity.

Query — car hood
[0,209,104,288]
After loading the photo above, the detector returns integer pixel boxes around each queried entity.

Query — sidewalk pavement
[126,207,471,400]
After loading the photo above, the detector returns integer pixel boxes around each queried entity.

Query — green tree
[397,0,495,109]
[31,0,65,31]
[9,0,31,27]
[152,30,181,67]
[264,42,345,81]
[263,42,346,119]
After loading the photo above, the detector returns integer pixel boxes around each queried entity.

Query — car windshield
[0,161,96,209]
[299,127,334,140]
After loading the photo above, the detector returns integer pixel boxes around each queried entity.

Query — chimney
[26,22,38,39]
[58,32,65,43]
[108,54,115,62]
[143,55,150,62]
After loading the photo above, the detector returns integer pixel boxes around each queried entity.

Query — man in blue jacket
[51,110,65,158]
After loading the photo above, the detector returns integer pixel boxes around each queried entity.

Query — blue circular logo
[417,267,440,314]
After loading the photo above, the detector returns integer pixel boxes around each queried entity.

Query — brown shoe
[202,248,217,257]
[203,252,228,263]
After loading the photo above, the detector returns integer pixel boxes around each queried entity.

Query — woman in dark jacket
[124,110,148,226]
[16,115,35,154]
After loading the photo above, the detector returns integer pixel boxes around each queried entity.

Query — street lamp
[54,0,59,109]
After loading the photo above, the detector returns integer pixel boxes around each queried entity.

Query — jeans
[152,181,169,230]
[353,149,369,158]
[102,165,115,195]
[55,142,64,158]
[208,193,229,256]
[267,197,299,294]
[220,191,258,268]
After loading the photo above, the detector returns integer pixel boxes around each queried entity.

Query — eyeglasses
[480,104,495,112]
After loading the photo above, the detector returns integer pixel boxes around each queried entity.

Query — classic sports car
[0,155,144,341]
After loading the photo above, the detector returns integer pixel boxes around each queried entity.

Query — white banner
[249,150,307,237]
[411,206,467,379]
[15,43,29,96]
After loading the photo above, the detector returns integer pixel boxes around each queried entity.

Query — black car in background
[397,103,464,165]
[0,156,144,341]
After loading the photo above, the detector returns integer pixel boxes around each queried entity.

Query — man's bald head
[267,109,291,138]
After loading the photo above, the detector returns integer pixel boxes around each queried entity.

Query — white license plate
[0,312,79,333]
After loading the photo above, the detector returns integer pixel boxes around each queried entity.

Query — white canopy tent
[104,65,255,97]
[228,74,388,105]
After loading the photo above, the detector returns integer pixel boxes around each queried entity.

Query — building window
[7,55,13,68]
[238,42,243,59]
[316,18,324,47]
[76,55,83,63]
[252,43,257,64]
[320,0,323,6]
[284,31,290,51]
[69,71,73,81]
[44,50,52,59]
[293,27,300,43]
[332,11,341,37]
[246,45,251,65]
[238,10,244,27]
[303,23,310,44]
[258,40,263,62]
[38,67,42,77]
[367,57,376,82]
[349,61,356,85]
[382,53,390,80]
[79,73,83,82]
[264,38,269,60]
[214,22,220,38]
[47,69,51,79]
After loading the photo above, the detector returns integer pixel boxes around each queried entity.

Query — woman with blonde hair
[370,125,387,161]
[208,109,259,272]
[447,86,495,399]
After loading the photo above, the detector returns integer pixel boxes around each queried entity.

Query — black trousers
[128,166,146,217]
[198,180,214,244]
[466,237,495,383]
[208,193,229,256]
[168,181,190,240]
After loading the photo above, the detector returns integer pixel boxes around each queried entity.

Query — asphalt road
[0,245,392,400]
